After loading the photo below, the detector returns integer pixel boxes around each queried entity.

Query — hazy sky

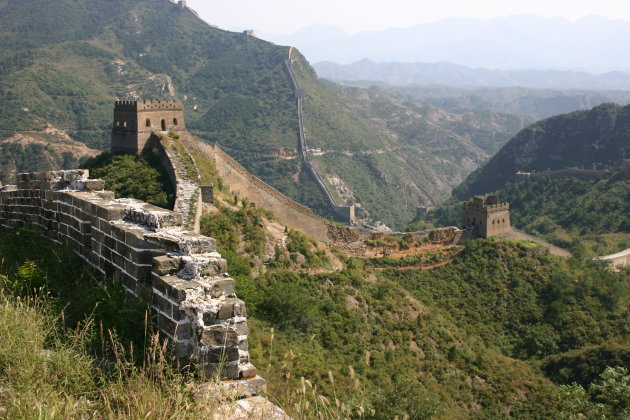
[185,0,630,34]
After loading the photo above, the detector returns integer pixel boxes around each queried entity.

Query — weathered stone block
[235,320,249,336]
[201,362,240,380]
[217,298,247,320]
[238,340,249,353]
[200,325,239,347]
[153,293,175,317]
[174,340,193,358]
[221,375,267,397]
[82,179,105,192]
[203,278,235,298]
[157,313,191,339]
[239,363,257,380]
[198,346,240,364]
[152,255,182,276]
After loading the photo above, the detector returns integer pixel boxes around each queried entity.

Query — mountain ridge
[260,15,630,72]
[453,102,630,198]
[314,59,630,90]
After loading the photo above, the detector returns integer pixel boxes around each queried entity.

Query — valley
[0,1,629,419]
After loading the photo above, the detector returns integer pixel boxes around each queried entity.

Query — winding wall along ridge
[284,48,354,224]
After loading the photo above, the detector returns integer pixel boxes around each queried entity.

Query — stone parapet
[0,170,260,386]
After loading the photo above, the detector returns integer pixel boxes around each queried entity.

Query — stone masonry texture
[0,170,264,395]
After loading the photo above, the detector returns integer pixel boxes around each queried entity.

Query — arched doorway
[161,119,166,131]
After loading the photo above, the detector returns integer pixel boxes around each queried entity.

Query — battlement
[463,195,509,212]
[114,99,183,112]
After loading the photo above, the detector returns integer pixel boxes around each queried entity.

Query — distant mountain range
[314,60,630,91]
[261,15,630,73]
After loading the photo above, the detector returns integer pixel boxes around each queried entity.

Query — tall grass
[0,284,229,419]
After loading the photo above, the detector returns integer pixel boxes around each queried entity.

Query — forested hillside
[411,168,630,258]
[454,103,630,198]
[0,0,536,228]
[2,226,629,418]
[0,0,337,215]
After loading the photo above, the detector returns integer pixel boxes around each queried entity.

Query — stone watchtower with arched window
[462,194,511,238]
[111,99,186,154]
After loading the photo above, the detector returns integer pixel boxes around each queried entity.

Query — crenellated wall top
[115,99,183,112]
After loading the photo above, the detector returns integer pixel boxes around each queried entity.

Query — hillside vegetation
[455,103,630,198]
[81,149,175,209]
[412,169,630,258]
[0,0,544,229]
[290,51,521,227]
[2,224,629,418]
[0,0,336,217]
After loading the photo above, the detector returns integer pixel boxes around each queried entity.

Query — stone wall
[594,248,630,270]
[284,52,355,225]
[515,168,608,181]
[184,139,331,243]
[0,170,264,396]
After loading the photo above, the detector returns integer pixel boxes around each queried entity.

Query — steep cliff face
[454,103,630,198]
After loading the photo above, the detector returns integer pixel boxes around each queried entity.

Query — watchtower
[111,99,186,154]
[462,194,510,238]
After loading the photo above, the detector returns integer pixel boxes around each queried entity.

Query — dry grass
[0,288,227,419]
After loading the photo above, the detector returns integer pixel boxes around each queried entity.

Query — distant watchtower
[111,99,186,154]
[462,195,511,238]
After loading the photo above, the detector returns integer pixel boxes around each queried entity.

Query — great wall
[0,98,586,417]
[284,47,355,225]
[0,169,266,395]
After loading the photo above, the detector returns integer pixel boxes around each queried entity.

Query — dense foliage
[0,141,84,182]
[414,170,630,255]
[243,238,629,418]
[81,150,175,209]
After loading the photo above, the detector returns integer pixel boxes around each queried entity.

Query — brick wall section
[0,170,264,395]
[184,139,331,243]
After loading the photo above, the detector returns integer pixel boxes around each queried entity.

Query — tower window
[115,121,120,127]
[173,118,178,126]
[161,119,166,130]
[146,118,151,127]
[123,121,127,128]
